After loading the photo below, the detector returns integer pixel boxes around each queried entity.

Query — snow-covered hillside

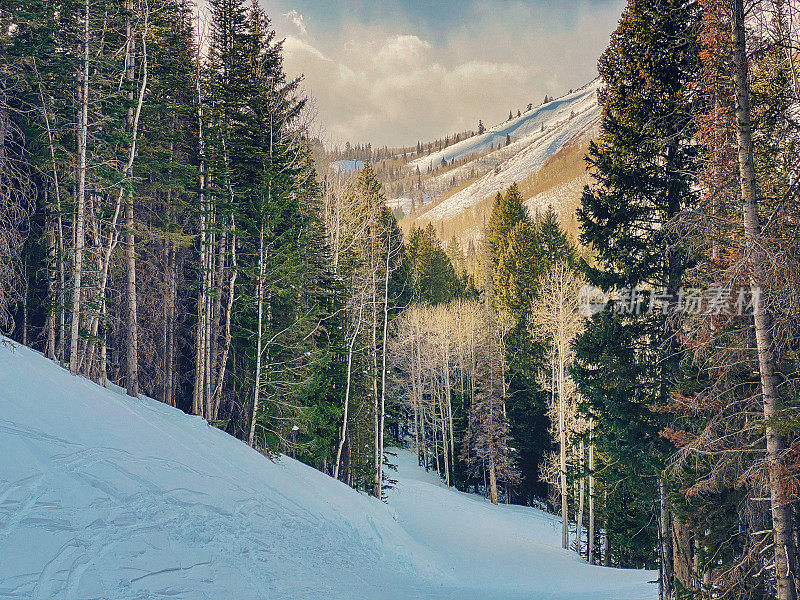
[331,159,365,173]
[411,79,601,222]
[0,339,655,600]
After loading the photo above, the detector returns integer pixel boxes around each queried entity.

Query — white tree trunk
[248,226,266,448]
[334,292,365,480]
[377,236,391,497]
[192,49,207,416]
[577,438,585,557]
[212,216,237,419]
[69,0,90,375]
[559,338,568,550]
[443,335,454,485]
[372,224,380,496]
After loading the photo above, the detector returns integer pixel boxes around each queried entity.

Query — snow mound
[0,338,655,599]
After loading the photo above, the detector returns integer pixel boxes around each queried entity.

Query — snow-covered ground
[410,80,601,222]
[330,159,365,173]
[0,338,655,600]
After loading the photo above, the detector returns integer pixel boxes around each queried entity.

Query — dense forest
[3,0,800,598]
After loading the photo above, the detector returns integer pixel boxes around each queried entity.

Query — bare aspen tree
[371,203,380,496]
[376,234,392,497]
[334,290,366,480]
[212,215,237,419]
[391,300,515,498]
[192,22,208,416]
[248,225,266,448]
[531,261,586,550]
[441,311,454,485]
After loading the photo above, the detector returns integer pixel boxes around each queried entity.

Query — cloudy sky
[259,0,625,148]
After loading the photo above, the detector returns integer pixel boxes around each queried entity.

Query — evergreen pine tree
[575,0,701,585]
[406,224,463,305]
[538,207,576,266]
[486,184,527,265]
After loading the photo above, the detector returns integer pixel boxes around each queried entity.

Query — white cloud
[283,9,307,36]
[282,32,537,146]
[373,35,432,72]
[268,1,625,146]
[283,35,329,63]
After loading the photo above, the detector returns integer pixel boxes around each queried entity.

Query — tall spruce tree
[575,0,701,593]
[538,207,576,267]
[484,184,554,503]
[486,184,527,266]
[406,224,463,305]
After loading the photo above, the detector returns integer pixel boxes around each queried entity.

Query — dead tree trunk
[123,8,147,397]
[659,478,674,600]
[36,72,62,361]
[377,235,391,497]
[559,338,569,550]
[488,455,498,505]
[372,225,380,496]
[577,437,585,557]
[212,215,236,419]
[163,140,177,407]
[731,3,797,598]
[192,48,207,416]
[588,430,596,564]
[69,0,90,375]
[45,211,57,358]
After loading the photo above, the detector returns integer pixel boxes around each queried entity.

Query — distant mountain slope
[402,136,593,253]
[0,339,655,600]
[410,80,599,173]
[408,79,600,223]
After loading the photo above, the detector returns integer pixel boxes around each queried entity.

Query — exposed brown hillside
[401,138,593,247]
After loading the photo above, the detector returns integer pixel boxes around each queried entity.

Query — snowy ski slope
[0,339,655,600]
[411,79,601,222]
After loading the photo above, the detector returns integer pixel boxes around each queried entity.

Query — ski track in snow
[0,339,655,600]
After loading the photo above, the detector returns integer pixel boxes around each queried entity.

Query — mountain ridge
[394,78,600,245]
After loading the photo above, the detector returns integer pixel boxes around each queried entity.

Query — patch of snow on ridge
[410,79,600,172]
[331,159,365,173]
[413,79,602,223]
[0,337,654,600]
